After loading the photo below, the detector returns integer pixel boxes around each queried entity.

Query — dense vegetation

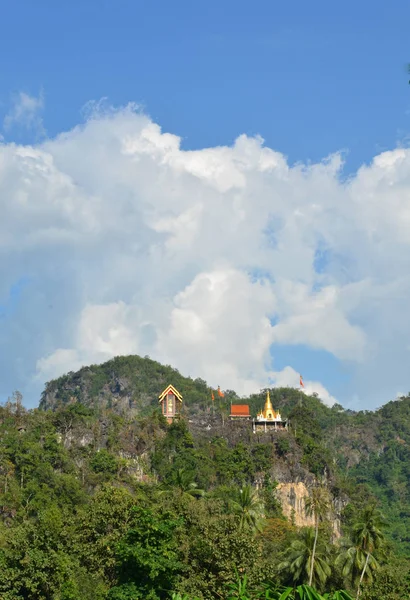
[0,354,410,598]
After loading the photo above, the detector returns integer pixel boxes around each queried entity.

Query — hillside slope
[39,354,212,415]
[1,357,410,597]
[39,354,410,555]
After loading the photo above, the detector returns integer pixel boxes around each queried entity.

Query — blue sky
[1,1,410,408]
[2,0,409,166]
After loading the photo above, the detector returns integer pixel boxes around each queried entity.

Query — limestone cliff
[276,482,315,527]
[276,482,343,537]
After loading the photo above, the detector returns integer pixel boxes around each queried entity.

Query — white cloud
[36,302,142,380]
[3,91,45,138]
[1,102,410,407]
[271,281,366,361]
[270,366,337,406]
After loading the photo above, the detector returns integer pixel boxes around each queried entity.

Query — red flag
[300,375,305,388]
[217,386,224,398]
[211,390,215,402]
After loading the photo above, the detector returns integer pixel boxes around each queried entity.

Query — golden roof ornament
[257,390,281,420]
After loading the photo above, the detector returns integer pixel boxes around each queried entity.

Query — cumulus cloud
[1,102,410,407]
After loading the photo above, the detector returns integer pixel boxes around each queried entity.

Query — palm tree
[230,484,264,532]
[336,545,379,598]
[174,468,205,499]
[336,505,386,599]
[277,527,331,590]
[304,487,331,586]
[159,468,205,501]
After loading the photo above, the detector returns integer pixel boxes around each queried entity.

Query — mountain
[1,353,410,598]
[39,354,410,555]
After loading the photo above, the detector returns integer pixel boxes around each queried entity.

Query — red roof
[230,404,250,417]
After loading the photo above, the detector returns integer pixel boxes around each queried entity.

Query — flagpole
[299,375,304,406]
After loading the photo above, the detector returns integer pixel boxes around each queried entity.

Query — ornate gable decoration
[158,384,183,402]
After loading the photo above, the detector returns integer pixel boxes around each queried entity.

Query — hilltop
[38,354,410,554]
[39,354,212,415]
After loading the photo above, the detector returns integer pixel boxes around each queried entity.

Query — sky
[1,0,410,409]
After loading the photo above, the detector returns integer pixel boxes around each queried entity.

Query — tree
[0,505,105,600]
[177,504,274,599]
[107,508,184,600]
[352,506,386,599]
[75,486,139,585]
[304,487,331,587]
[360,558,410,600]
[336,505,386,599]
[90,449,118,476]
[277,527,331,590]
[229,484,264,532]
[158,468,205,501]
[173,468,205,499]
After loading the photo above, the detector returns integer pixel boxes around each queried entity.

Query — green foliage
[90,449,119,475]
[262,475,284,518]
[3,358,410,598]
[176,504,275,599]
[75,485,140,584]
[38,354,410,555]
[360,558,410,599]
[278,528,332,590]
[336,505,386,598]
[171,583,354,600]
[229,484,264,532]
[226,573,252,599]
[108,508,184,599]
[276,436,291,457]
[40,354,211,412]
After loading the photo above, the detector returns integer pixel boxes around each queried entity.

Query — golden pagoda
[253,390,287,433]
[257,390,279,420]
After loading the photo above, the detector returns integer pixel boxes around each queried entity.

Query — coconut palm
[336,545,379,598]
[336,505,386,599]
[304,487,331,587]
[158,468,205,501]
[277,527,332,590]
[230,484,264,532]
[174,468,205,499]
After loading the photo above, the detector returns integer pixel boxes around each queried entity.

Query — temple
[158,384,183,423]
[253,390,288,433]
[229,404,251,420]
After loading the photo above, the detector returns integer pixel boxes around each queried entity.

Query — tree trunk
[309,522,319,586]
[356,552,370,599]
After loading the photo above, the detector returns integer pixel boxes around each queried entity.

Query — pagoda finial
[265,390,273,411]
[261,389,275,419]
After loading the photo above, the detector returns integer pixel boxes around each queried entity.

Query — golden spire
[261,390,275,419]
[265,390,273,412]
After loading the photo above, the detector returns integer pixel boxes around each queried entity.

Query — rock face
[276,482,343,537]
[276,482,315,528]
